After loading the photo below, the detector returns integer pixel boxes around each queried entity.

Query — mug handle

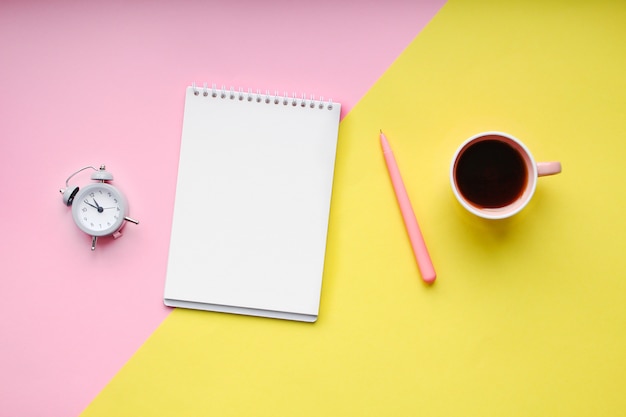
[537,161,562,176]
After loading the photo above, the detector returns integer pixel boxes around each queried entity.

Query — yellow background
[83,0,626,415]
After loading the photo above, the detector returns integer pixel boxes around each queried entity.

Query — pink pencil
[380,130,436,284]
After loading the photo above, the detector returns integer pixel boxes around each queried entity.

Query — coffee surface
[455,140,527,208]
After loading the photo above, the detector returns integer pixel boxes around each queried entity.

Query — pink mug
[450,131,561,219]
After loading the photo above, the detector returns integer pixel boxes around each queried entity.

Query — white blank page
[164,86,341,322]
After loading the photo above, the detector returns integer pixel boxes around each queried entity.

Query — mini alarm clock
[60,165,139,250]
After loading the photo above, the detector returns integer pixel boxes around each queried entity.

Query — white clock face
[71,183,128,236]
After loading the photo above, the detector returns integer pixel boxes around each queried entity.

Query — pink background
[0,1,446,416]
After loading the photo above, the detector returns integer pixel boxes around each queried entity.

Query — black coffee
[455,139,527,208]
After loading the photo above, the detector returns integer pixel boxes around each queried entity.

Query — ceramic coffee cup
[450,131,561,219]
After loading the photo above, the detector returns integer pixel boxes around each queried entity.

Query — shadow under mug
[450,131,561,220]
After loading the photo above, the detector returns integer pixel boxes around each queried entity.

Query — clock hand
[84,200,99,210]
[92,198,104,213]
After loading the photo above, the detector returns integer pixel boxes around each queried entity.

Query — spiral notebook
[164,84,341,322]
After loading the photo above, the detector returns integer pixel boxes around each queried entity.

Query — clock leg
[91,236,98,251]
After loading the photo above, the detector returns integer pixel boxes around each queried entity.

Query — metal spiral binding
[191,82,334,110]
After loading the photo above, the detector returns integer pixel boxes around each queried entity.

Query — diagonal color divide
[0,1,447,417]
[81,0,626,415]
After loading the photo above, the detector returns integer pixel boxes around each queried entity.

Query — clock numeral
[82,207,87,213]
[108,192,112,197]
[83,216,88,221]
[89,192,95,198]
